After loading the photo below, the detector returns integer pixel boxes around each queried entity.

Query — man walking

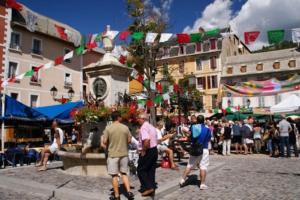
[102,111,134,200]
[278,115,292,158]
[232,120,242,154]
[137,113,158,197]
[179,115,211,190]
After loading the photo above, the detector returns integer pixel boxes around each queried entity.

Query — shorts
[232,136,242,144]
[49,144,58,154]
[107,156,129,175]
[243,138,254,144]
[187,149,209,171]
[157,144,168,153]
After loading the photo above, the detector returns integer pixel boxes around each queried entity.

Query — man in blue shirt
[179,115,211,190]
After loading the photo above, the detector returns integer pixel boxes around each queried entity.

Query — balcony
[30,78,42,86]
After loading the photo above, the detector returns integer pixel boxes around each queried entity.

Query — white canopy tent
[270,94,300,113]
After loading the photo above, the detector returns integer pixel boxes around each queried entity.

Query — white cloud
[183,0,233,33]
[144,0,173,22]
[230,0,300,50]
[183,0,300,50]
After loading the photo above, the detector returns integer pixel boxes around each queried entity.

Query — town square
[0,0,300,199]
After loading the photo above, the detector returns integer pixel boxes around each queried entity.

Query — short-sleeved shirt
[191,124,211,149]
[232,124,241,136]
[279,119,292,137]
[103,122,131,158]
[53,128,64,146]
[139,121,157,149]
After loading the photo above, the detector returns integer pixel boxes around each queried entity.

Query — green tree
[126,0,168,125]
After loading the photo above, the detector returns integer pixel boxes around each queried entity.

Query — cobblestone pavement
[0,154,299,200]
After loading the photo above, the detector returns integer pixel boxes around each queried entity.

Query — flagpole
[1,87,6,153]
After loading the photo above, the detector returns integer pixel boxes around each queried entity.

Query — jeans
[254,139,262,153]
[280,136,291,157]
[267,139,273,154]
[222,139,231,155]
[137,147,158,191]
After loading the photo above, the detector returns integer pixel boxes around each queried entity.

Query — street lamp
[50,86,74,104]
[159,77,170,92]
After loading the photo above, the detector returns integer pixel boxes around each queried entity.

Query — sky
[17,0,300,50]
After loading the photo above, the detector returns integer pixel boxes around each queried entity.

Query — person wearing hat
[137,113,158,197]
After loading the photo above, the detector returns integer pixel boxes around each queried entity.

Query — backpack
[189,124,204,156]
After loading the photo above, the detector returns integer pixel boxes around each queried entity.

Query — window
[30,66,40,83]
[212,95,218,109]
[207,76,211,89]
[240,65,247,73]
[196,58,202,71]
[32,38,42,55]
[10,32,21,49]
[64,48,72,63]
[197,77,206,89]
[186,44,195,54]
[170,47,179,57]
[10,93,18,100]
[211,75,218,88]
[179,60,184,73]
[288,60,296,68]
[273,62,280,69]
[162,63,168,76]
[30,95,38,107]
[275,95,281,104]
[210,39,216,50]
[210,56,217,70]
[259,96,265,107]
[217,39,222,50]
[256,63,263,71]
[203,42,210,52]
[196,42,201,52]
[163,47,169,57]
[227,67,233,74]
[8,62,18,78]
[65,73,72,86]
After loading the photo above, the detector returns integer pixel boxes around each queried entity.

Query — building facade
[221,48,300,109]
[155,29,250,112]
[4,4,103,107]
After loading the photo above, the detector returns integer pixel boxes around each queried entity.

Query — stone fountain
[57,25,132,177]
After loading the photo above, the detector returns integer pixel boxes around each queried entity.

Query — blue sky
[18,0,245,34]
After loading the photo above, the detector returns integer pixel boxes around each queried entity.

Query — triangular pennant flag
[16,73,25,80]
[132,32,144,40]
[145,32,158,43]
[177,33,190,44]
[150,81,156,90]
[204,28,220,37]
[154,95,163,105]
[75,36,86,56]
[8,76,16,83]
[107,30,119,40]
[143,79,150,88]
[137,99,146,106]
[268,29,285,44]
[162,93,170,101]
[131,68,139,78]
[24,69,34,77]
[86,34,97,50]
[95,33,102,42]
[156,83,162,93]
[173,84,179,93]
[6,0,23,11]
[119,31,130,41]
[244,31,260,45]
[163,85,168,93]
[55,24,68,40]
[63,51,74,61]
[146,99,154,108]
[169,85,174,93]
[159,33,173,43]
[136,74,144,83]
[190,33,202,42]
[44,61,54,70]
[119,55,126,64]
[292,28,300,43]
[34,64,44,72]
[54,56,64,65]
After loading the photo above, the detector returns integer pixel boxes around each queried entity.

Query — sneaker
[200,184,208,190]
[179,178,186,187]
[127,192,134,200]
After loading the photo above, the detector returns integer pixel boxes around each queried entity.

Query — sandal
[38,166,47,171]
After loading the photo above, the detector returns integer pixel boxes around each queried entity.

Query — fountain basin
[57,150,108,177]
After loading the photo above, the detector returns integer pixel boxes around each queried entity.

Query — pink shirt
[139,121,158,149]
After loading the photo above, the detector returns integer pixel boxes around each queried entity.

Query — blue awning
[0,95,47,121]
[33,101,84,123]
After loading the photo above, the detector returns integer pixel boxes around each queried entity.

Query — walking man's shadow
[180,174,200,188]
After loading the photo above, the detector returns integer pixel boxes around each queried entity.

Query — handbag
[161,157,171,168]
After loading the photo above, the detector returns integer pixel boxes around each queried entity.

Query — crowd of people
[33,112,299,200]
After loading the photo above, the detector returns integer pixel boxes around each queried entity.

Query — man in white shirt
[37,120,64,171]
[278,116,292,157]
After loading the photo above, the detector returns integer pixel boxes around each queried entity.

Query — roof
[12,4,82,46]
[226,48,300,65]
